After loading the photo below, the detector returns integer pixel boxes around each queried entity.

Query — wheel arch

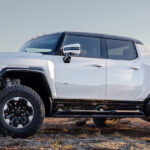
[0,67,52,116]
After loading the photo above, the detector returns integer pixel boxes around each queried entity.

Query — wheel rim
[3,97,34,128]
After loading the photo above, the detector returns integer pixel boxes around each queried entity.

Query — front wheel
[0,85,45,138]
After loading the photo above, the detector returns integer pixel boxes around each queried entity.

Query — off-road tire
[93,118,107,128]
[0,85,45,138]
[142,118,150,122]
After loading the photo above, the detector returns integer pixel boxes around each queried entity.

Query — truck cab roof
[62,31,143,45]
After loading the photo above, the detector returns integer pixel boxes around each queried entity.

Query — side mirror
[63,44,81,63]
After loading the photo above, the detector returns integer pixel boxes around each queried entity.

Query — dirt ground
[0,118,150,150]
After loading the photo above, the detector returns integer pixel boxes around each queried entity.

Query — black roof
[62,31,143,44]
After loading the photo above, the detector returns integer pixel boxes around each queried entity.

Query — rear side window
[106,39,137,60]
[63,35,101,58]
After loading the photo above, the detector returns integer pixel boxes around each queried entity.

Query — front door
[55,35,106,100]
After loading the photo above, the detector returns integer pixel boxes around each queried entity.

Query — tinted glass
[106,39,137,60]
[63,35,101,58]
[19,33,61,54]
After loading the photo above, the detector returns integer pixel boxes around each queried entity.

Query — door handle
[92,64,103,68]
[130,67,140,70]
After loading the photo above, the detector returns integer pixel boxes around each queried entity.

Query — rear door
[105,39,144,101]
[54,35,107,100]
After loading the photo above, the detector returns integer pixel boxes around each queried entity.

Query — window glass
[106,39,137,60]
[19,33,61,54]
[63,35,101,58]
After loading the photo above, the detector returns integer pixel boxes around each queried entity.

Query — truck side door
[54,35,107,100]
[105,39,144,101]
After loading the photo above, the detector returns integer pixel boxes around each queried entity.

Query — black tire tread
[93,117,107,128]
[0,85,45,138]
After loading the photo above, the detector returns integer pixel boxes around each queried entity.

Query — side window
[106,39,137,60]
[63,35,101,58]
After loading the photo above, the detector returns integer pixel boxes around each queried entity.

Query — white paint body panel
[106,58,144,101]
[106,44,150,101]
[0,52,57,99]
[0,44,150,102]
[54,56,106,99]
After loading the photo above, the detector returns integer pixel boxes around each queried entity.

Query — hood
[0,52,43,58]
[0,52,46,69]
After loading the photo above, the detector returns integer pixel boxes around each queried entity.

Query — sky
[0,0,150,52]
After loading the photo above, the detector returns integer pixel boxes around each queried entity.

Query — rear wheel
[93,117,107,128]
[142,118,150,122]
[0,85,45,138]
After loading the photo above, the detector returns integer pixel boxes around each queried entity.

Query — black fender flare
[0,67,52,98]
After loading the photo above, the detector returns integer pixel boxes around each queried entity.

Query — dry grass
[139,136,150,142]
[78,133,88,138]
[50,141,74,150]
[63,144,74,150]
[0,118,150,149]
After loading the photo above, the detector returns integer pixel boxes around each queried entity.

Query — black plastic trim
[55,32,66,55]
[53,99,144,105]
[51,109,145,118]
[101,38,108,59]
[0,67,52,97]
[51,99,146,118]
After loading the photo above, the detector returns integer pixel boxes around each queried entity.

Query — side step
[51,109,145,118]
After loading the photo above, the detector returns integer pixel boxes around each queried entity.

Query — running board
[51,109,145,118]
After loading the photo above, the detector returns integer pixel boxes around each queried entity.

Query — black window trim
[104,38,138,61]
[101,38,107,59]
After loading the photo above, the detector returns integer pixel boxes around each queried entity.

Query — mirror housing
[63,43,81,55]
[63,43,81,63]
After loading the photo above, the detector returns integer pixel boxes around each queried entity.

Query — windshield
[19,33,61,54]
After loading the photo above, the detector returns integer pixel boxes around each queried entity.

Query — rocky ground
[0,118,150,149]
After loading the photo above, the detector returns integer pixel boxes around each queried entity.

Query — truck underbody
[51,99,149,119]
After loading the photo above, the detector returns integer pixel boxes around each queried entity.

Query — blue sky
[0,0,150,51]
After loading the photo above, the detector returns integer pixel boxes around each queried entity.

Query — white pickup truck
[0,31,150,138]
